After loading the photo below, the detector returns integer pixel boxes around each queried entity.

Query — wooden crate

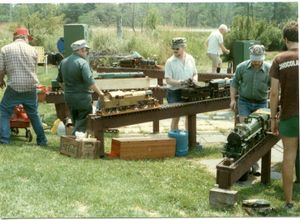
[111,136,176,160]
[60,136,100,159]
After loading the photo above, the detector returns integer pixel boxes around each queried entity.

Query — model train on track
[222,109,271,161]
[96,89,160,116]
[181,78,231,102]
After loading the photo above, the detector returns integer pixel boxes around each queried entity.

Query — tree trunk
[117,4,123,39]
[131,3,136,32]
[185,3,188,27]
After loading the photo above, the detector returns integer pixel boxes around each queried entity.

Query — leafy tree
[12,4,64,50]
[145,7,160,30]
[61,3,95,23]
[224,16,284,61]
[0,4,11,22]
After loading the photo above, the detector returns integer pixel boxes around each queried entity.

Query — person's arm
[0,51,6,89]
[205,38,209,48]
[0,68,6,89]
[229,86,237,111]
[229,66,241,111]
[90,83,104,98]
[269,77,280,136]
[165,78,184,87]
[192,56,198,82]
[56,62,65,90]
[219,43,230,54]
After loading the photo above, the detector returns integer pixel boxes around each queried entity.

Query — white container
[57,121,66,136]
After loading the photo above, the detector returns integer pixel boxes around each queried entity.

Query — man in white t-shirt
[206,24,230,73]
[164,37,198,131]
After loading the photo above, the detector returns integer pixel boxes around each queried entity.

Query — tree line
[0,2,297,30]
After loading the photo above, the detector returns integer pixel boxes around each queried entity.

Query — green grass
[0,51,299,218]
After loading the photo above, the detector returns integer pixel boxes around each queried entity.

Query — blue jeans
[238,97,267,117]
[0,86,47,145]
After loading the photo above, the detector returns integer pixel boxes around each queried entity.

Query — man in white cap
[230,44,270,176]
[57,39,104,135]
[206,24,230,73]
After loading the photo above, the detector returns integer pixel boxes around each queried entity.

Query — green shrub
[224,16,284,61]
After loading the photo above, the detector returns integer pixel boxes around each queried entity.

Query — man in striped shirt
[0,27,47,146]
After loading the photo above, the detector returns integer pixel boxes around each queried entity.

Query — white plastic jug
[57,121,66,136]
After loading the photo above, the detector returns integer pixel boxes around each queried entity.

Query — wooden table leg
[153,120,159,133]
[295,144,300,183]
[261,150,271,185]
[94,128,105,158]
[188,114,197,149]
[55,103,70,123]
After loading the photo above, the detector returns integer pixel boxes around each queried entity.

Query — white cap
[71,39,90,51]
[249,44,265,61]
[219,24,229,32]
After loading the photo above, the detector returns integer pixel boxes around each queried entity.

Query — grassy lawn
[0,64,299,218]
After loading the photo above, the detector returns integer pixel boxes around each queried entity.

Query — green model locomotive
[222,108,271,160]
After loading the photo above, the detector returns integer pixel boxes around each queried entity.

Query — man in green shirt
[57,39,104,135]
[230,44,270,122]
[230,44,270,176]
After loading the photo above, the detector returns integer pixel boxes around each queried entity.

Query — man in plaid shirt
[0,27,47,146]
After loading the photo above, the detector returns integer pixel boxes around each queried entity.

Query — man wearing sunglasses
[164,37,198,131]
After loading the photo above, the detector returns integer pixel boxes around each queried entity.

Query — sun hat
[171,37,187,49]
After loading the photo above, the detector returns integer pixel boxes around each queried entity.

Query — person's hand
[180,79,192,87]
[271,118,279,136]
[0,79,6,89]
[98,94,105,102]
[225,49,230,55]
[229,100,236,111]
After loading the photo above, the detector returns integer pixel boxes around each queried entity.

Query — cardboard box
[60,135,100,159]
[111,136,176,160]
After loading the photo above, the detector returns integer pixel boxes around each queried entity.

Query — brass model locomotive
[97,89,160,116]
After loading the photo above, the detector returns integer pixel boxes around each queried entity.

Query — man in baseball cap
[0,27,47,145]
[249,44,266,61]
[57,39,104,135]
[165,36,198,132]
[171,37,187,49]
[230,44,270,177]
[13,27,33,42]
[71,39,90,51]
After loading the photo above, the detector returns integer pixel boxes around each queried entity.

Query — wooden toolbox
[111,136,176,160]
[60,136,100,159]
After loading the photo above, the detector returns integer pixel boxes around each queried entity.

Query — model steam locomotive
[119,58,158,69]
[181,78,231,102]
[222,109,271,161]
[96,89,160,116]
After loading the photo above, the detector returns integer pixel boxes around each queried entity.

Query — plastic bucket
[168,130,189,156]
